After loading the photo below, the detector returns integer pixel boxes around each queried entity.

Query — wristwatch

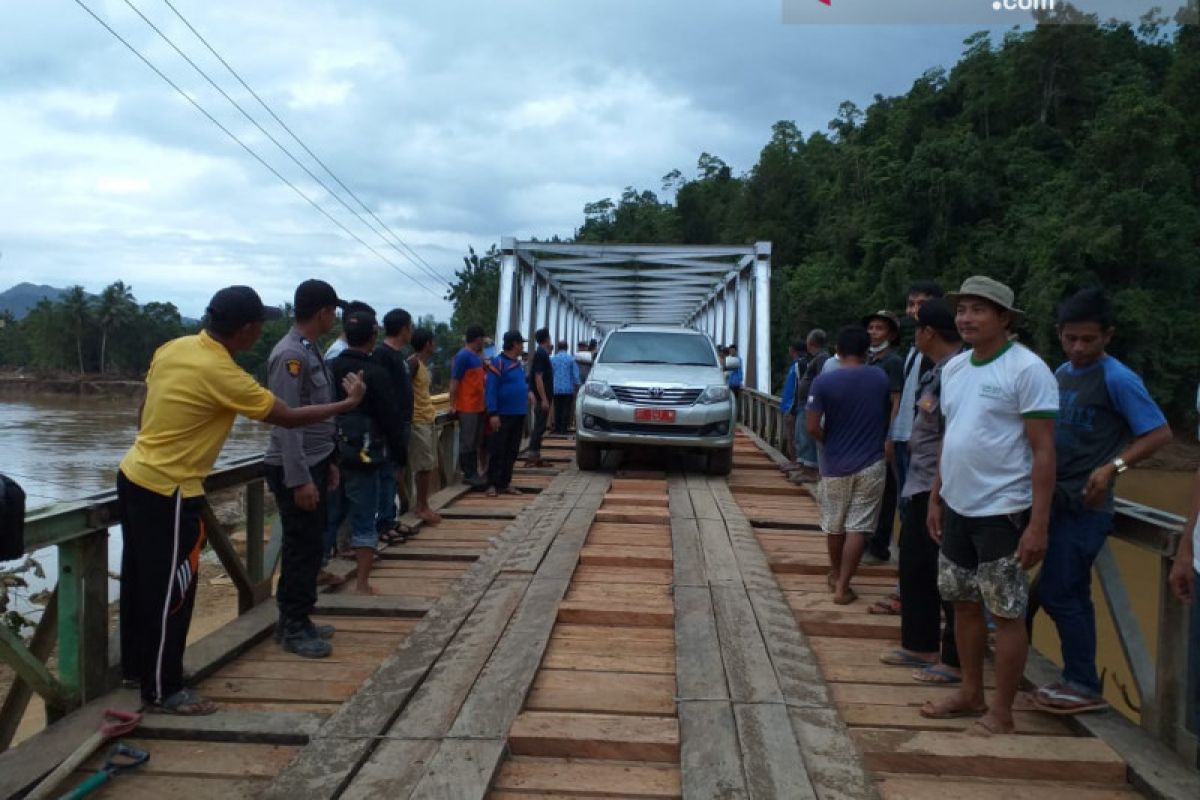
[1111,457,1128,474]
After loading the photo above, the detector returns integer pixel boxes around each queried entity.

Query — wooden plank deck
[5,433,1189,799]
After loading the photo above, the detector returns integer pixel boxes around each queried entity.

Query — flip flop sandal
[150,687,218,716]
[832,589,858,605]
[913,664,963,684]
[967,717,1013,736]
[868,597,902,615]
[378,529,407,546]
[1032,685,1109,716]
[486,488,498,497]
[919,699,987,720]
[879,648,936,668]
[503,487,523,495]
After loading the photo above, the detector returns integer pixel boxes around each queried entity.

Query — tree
[94,281,137,375]
[446,245,501,338]
[59,286,92,374]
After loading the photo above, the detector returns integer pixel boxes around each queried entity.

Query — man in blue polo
[486,330,529,496]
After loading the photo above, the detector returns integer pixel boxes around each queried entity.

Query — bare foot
[416,508,441,525]
[919,691,988,719]
[832,588,858,605]
[349,584,377,595]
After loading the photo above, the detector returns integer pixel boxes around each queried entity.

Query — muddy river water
[0,395,1191,721]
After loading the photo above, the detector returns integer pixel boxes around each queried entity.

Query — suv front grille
[611,386,702,406]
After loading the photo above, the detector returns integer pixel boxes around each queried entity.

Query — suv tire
[576,441,601,471]
[706,447,733,476]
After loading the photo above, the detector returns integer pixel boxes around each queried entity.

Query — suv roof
[615,324,699,334]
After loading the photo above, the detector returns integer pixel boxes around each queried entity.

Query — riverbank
[0,372,143,397]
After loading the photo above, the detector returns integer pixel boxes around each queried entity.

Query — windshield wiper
[676,361,717,366]
[623,359,668,364]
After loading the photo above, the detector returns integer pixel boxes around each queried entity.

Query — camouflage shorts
[937,552,1030,619]
[937,505,1030,619]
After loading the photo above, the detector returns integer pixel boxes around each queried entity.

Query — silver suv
[574,325,738,475]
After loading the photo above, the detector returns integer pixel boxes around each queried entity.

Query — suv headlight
[583,381,616,400]
[697,385,730,404]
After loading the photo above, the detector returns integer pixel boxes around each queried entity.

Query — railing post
[56,528,109,704]
[439,418,460,488]
[1154,552,1193,759]
[245,480,265,583]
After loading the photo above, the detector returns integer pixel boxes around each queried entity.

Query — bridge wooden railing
[0,400,461,753]
[736,385,1199,768]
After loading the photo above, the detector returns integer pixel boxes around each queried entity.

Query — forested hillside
[569,14,1200,415]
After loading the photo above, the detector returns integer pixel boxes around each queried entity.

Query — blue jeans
[794,418,818,467]
[323,482,346,564]
[375,460,397,533]
[1040,505,1113,695]
[342,467,382,550]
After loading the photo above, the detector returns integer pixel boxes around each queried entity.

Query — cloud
[0,0,994,319]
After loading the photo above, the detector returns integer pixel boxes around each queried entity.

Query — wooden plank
[578,544,673,569]
[407,739,506,800]
[312,593,430,617]
[572,565,674,585]
[550,624,674,643]
[604,493,670,508]
[786,705,878,800]
[376,545,484,561]
[134,710,327,745]
[670,516,705,588]
[733,703,816,800]
[446,577,573,738]
[339,740,437,800]
[839,703,1070,736]
[508,711,680,761]
[696,517,741,583]
[262,469,587,799]
[587,528,671,547]
[492,757,682,798]
[526,670,676,716]
[876,775,1142,800]
[79,737,298,778]
[65,775,268,799]
[709,584,783,704]
[595,508,671,525]
[178,601,276,682]
[542,647,674,675]
[852,729,1127,784]
[387,576,530,738]
[678,701,748,799]
[557,599,674,628]
[796,611,900,640]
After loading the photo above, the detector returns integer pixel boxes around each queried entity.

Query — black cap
[206,286,282,326]
[502,330,526,349]
[343,310,378,339]
[294,279,346,318]
[914,298,960,340]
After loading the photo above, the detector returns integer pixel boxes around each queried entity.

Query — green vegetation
[564,14,1200,417]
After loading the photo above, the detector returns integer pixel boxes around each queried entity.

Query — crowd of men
[109,271,1199,730]
[785,274,1195,736]
[114,279,592,714]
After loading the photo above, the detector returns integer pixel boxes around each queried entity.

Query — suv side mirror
[724,355,741,371]
[575,351,593,366]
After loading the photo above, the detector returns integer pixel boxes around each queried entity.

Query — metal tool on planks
[25,707,142,799]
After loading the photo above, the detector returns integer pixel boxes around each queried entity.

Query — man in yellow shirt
[408,328,441,524]
[117,286,364,715]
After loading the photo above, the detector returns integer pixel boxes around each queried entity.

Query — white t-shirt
[939,342,1058,517]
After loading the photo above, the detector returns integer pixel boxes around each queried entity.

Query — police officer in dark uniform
[264,279,346,658]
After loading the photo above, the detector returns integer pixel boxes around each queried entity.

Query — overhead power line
[71,0,443,298]
[157,0,454,290]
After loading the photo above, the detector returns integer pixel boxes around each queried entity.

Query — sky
[0,0,1017,321]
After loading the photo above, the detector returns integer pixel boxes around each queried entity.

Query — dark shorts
[938,505,1030,619]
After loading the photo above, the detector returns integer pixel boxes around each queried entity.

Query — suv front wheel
[706,446,733,476]
[576,440,602,471]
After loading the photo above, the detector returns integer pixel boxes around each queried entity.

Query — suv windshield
[597,332,717,367]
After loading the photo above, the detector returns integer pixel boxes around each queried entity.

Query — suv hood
[588,363,724,387]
